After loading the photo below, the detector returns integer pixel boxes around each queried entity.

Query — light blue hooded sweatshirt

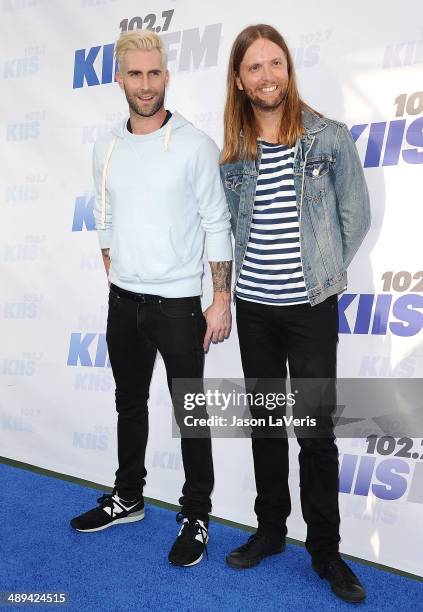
[92,111,232,297]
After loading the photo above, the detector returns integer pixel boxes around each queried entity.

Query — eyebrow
[245,56,285,67]
[127,69,162,75]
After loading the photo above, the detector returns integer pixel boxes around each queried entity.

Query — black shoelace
[97,491,128,517]
[176,512,209,560]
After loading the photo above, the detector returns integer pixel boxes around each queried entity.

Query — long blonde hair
[220,24,316,164]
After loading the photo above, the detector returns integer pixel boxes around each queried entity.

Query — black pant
[235,294,340,559]
[106,284,213,521]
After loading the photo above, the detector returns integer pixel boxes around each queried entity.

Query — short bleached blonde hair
[115,30,168,70]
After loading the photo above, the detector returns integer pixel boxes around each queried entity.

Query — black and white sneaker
[70,489,145,532]
[168,513,209,567]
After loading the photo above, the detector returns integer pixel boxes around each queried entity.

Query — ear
[235,74,243,91]
[116,71,124,91]
[165,69,169,87]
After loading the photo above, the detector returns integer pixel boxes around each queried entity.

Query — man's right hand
[101,248,111,278]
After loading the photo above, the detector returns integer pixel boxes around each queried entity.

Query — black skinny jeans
[235,294,341,560]
[106,283,213,521]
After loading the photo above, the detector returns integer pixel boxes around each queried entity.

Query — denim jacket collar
[301,108,327,134]
[293,109,327,163]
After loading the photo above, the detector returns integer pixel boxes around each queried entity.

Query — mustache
[135,91,156,96]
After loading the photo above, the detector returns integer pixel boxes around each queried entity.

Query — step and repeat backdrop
[1,0,422,576]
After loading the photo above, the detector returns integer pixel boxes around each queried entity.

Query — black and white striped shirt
[235,142,309,305]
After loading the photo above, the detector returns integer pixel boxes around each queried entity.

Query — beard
[123,85,166,118]
[242,83,287,112]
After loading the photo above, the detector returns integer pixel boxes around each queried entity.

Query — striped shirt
[235,141,309,305]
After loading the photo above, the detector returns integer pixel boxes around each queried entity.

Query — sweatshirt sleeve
[92,139,113,249]
[192,137,233,262]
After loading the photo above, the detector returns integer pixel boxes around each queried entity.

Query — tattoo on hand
[210,261,232,292]
[101,248,110,276]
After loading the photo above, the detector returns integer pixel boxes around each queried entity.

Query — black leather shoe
[312,554,366,602]
[226,532,285,569]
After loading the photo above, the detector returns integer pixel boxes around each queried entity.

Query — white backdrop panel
[1,0,422,576]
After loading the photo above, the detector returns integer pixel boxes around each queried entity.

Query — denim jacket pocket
[304,156,332,179]
[225,175,244,196]
[224,168,257,195]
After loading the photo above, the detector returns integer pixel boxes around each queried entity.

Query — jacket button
[312,168,319,176]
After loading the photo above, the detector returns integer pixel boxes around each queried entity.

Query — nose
[263,61,274,80]
[140,74,151,90]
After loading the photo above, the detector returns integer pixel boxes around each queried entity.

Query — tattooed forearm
[101,248,110,275]
[210,261,232,293]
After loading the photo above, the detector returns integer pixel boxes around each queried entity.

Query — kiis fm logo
[340,434,423,503]
[73,18,222,89]
[73,426,113,451]
[351,91,423,167]
[68,333,110,367]
[339,294,422,337]
[340,271,423,337]
[340,454,422,502]
[72,195,94,231]
[6,111,46,141]
[382,35,423,69]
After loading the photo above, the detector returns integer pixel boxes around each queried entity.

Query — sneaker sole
[73,509,145,533]
[170,552,204,568]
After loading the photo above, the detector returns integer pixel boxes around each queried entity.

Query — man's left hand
[203,294,232,352]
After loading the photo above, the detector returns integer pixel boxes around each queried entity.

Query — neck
[252,104,283,143]
[129,106,167,135]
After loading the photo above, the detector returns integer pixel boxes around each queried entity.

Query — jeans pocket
[108,290,121,310]
[158,297,199,319]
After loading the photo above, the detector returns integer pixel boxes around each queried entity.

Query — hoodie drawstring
[164,121,172,151]
[101,135,117,228]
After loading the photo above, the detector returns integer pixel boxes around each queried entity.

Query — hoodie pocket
[111,225,188,283]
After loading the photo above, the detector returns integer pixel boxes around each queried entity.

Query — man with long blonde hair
[220,24,370,602]
[70,30,233,567]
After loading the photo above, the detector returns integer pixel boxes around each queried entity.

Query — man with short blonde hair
[71,30,233,568]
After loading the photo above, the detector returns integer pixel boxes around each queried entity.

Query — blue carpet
[0,462,421,611]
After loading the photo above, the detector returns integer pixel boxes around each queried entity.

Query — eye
[249,64,260,72]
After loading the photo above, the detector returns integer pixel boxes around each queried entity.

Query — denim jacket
[220,108,371,306]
